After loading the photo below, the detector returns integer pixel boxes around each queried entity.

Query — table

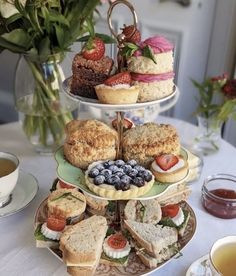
[0,116,236,276]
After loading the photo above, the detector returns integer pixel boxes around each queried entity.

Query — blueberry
[120,182,130,191]
[127,159,137,167]
[95,164,105,171]
[94,175,105,185]
[115,182,122,190]
[100,169,112,178]
[127,168,139,178]
[143,170,153,182]
[115,159,125,167]
[103,160,114,168]
[134,165,145,172]
[120,175,132,184]
[108,165,119,173]
[133,177,145,187]
[88,168,100,178]
[114,171,125,178]
[110,175,121,185]
[122,164,132,174]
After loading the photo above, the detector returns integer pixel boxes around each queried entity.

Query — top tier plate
[62,77,178,111]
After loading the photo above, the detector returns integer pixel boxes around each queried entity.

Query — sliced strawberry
[58,180,74,189]
[112,118,134,130]
[82,37,105,61]
[155,154,179,171]
[161,204,179,218]
[107,233,127,249]
[121,25,141,43]
[47,216,66,232]
[104,72,131,86]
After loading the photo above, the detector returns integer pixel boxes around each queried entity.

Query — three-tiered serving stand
[35,1,196,275]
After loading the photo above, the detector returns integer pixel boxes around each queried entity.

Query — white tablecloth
[0,117,236,276]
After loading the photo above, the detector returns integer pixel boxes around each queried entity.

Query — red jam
[202,188,236,219]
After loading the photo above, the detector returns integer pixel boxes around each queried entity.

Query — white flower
[0,0,26,18]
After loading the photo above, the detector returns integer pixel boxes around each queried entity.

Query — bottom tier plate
[34,199,196,276]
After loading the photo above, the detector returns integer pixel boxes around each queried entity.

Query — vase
[193,114,224,155]
[14,54,78,154]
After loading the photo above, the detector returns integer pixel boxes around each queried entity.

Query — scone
[127,36,175,102]
[85,159,155,200]
[84,193,109,216]
[47,188,86,222]
[64,120,118,169]
[122,123,180,168]
[95,72,139,104]
[151,154,188,183]
[124,199,162,224]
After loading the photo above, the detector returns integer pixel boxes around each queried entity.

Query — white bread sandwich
[47,188,86,224]
[34,216,66,249]
[151,153,188,183]
[158,203,190,237]
[60,215,108,269]
[124,199,162,224]
[124,219,178,258]
[84,193,109,216]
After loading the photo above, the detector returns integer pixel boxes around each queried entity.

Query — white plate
[0,170,38,218]
[186,254,213,276]
[62,77,177,111]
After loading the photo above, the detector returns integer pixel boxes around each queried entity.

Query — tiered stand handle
[107,0,138,159]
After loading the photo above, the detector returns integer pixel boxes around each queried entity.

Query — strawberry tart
[95,71,139,104]
[150,154,188,183]
[127,35,175,102]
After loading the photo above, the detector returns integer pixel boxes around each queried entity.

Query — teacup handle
[159,86,180,113]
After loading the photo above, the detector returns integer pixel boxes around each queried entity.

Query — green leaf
[5,13,23,26]
[1,29,31,49]
[47,10,69,27]
[55,25,65,49]
[38,37,51,57]
[143,45,157,64]
[0,37,25,53]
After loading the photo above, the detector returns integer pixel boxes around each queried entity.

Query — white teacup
[209,236,236,276]
[0,152,19,207]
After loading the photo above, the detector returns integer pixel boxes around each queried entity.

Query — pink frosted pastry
[127,36,175,102]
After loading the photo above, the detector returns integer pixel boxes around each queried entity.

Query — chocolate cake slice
[71,54,113,99]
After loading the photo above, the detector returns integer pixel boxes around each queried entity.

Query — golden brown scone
[122,123,180,167]
[64,120,118,169]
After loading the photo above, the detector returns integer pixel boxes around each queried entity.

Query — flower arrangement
[0,0,113,153]
[192,74,236,122]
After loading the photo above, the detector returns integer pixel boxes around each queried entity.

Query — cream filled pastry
[151,154,188,183]
[127,35,175,102]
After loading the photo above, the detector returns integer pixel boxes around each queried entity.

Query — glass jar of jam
[201,174,236,219]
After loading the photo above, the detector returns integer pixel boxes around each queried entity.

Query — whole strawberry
[82,37,105,61]
[104,72,131,86]
[121,25,141,44]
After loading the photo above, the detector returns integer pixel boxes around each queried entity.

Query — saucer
[0,170,38,218]
[186,254,213,276]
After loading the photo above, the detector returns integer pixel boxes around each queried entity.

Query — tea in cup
[209,236,236,276]
[0,152,19,207]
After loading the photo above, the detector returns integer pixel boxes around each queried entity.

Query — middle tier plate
[62,77,178,111]
[55,147,189,201]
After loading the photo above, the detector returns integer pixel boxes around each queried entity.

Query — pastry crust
[123,123,180,168]
[64,120,118,169]
[150,156,189,183]
[95,85,139,104]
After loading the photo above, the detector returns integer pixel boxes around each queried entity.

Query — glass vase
[193,114,223,155]
[14,54,78,154]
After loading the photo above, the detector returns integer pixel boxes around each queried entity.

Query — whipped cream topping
[151,158,185,173]
[141,36,174,53]
[131,72,175,83]
[96,84,131,89]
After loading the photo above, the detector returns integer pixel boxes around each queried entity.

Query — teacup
[209,236,236,276]
[0,152,19,207]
